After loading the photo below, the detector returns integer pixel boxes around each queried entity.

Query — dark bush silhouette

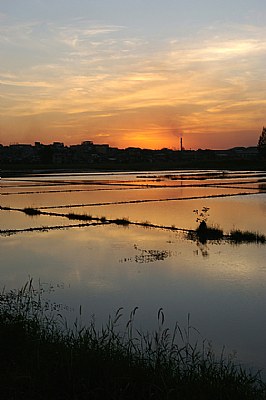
[258,127,266,158]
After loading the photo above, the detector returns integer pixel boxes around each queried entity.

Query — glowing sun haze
[0,0,266,149]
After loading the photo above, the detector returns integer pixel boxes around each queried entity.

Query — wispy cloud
[1,15,266,147]
[57,24,125,48]
[0,78,54,88]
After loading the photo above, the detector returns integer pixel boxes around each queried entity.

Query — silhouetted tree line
[258,127,266,158]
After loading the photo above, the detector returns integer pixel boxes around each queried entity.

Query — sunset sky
[0,0,266,150]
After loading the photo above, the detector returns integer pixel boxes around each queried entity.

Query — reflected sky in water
[0,170,266,374]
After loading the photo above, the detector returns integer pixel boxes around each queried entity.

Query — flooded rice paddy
[1,169,266,374]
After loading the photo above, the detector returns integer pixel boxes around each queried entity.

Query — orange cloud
[1,22,265,149]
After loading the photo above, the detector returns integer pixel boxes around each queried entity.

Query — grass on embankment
[2,206,266,244]
[0,281,265,400]
[192,225,266,245]
[229,229,266,244]
[23,207,42,216]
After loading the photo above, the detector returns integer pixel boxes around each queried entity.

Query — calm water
[1,170,266,373]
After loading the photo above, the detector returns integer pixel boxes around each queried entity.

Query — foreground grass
[0,281,265,399]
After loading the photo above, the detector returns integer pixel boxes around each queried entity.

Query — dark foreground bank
[1,155,266,177]
[0,281,265,400]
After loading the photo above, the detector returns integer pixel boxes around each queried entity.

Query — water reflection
[259,183,266,192]
[119,244,176,264]
[193,241,210,258]
[1,170,266,374]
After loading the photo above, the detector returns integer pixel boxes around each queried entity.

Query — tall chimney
[180,137,183,151]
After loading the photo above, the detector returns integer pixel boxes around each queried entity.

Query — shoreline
[1,162,266,178]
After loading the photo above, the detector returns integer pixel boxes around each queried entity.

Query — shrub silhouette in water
[23,207,41,216]
[193,208,223,243]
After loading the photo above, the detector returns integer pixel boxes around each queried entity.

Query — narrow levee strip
[1,205,265,244]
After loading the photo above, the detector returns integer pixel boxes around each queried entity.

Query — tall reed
[0,281,265,399]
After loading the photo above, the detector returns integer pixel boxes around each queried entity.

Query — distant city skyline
[0,137,258,152]
[0,137,259,171]
[1,0,266,150]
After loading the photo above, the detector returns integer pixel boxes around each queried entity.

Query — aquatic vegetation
[2,205,266,247]
[22,207,41,216]
[229,229,266,244]
[0,281,265,399]
[190,207,266,245]
[66,212,92,221]
[187,226,224,245]
[195,225,224,244]
[141,220,151,227]
[112,217,130,226]
[0,223,100,236]
[134,245,172,263]
[191,207,223,243]
[0,206,12,211]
